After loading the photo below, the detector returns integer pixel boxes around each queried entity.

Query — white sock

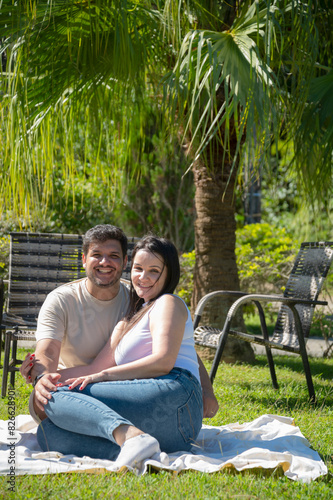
[115,433,161,469]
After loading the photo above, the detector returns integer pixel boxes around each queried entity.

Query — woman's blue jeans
[37,368,203,461]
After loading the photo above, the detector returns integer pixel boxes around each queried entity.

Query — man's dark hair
[82,225,128,258]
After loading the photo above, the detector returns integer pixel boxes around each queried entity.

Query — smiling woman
[131,249,167,303]
[36,235,204,470]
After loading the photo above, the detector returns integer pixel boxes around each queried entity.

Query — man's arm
[197,355,219,418]
[30,338,61,378]
[19,337,61,382]
[19,287,68,412]
[29,339,62,413]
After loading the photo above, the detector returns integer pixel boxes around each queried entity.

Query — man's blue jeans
[37,368,203,460]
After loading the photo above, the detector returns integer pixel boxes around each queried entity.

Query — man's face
[82,239,127,289]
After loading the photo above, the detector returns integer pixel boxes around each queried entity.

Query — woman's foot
[114,433,161,469]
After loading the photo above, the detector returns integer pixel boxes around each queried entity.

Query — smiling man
[83,237,127,294]
[23,225,130,422]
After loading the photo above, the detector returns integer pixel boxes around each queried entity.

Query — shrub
[0,235,10,280]
[177,223,299,306]
[178,250,195,306]
[235,223,299,295]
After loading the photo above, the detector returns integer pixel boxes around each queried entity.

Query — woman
[37,235,203,468]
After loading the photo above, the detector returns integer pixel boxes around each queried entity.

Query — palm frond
[0,0,170,219]
[293,70,333,201]
[163,1,278,168]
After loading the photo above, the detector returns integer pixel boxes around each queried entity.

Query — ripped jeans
[37,368,203,460]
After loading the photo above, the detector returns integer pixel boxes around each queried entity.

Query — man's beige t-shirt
[35,278,130,369]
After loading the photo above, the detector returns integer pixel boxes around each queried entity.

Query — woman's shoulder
[155,293,183,303]
[153,294,188,315]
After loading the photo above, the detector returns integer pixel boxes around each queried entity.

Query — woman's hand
[19,352,36,382]
[202,390,219,418]
[64,371,106,390]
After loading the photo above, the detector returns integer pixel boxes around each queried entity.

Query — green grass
[1,348,333,499]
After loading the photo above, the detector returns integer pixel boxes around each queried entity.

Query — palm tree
[163,0,332,338]
[1,1,332,361]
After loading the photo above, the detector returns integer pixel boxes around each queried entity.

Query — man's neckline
[84,278,121,302]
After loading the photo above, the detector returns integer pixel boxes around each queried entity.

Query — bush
[177,223,299,306]
[0,235,10,280]
[235,223,299,295]
[178,250,195,306]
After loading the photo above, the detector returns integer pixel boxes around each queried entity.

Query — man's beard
[86,268,123,288]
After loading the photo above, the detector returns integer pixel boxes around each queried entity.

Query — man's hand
[19,352,36,383]
[33,373,61,412]
[202,390,219,418]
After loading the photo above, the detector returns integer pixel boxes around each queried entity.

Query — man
[21,224,218,421]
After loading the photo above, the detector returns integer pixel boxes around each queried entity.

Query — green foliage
[112,127,195,252]
[0,175,116,237]
[2,0,332,224]
[0,101,195,250]
[0,235,10,280]
[177,223,299,306]
[258,138,333,242]
[177,250,196,305]
[310,309,333,350]
[235,223,299,295]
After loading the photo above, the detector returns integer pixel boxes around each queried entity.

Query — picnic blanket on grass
[0,414,327,482]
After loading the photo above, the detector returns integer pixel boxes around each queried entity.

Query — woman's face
[131,249,168,302]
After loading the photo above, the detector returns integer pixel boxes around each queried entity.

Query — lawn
[0,348,332,499]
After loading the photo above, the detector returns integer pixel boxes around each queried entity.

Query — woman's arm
[66,295,187,388]
[57,322,126,381]
[197,355,219,418]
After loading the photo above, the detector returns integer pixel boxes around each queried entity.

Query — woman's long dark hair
[122,235,180,332]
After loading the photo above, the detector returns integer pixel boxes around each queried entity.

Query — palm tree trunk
[192,148,255,363]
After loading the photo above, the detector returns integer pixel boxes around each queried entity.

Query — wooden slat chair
[193,241,333,403]
[1,232,139,397]
[0,278,4,363]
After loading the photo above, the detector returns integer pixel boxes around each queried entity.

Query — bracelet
[33,374,45,388]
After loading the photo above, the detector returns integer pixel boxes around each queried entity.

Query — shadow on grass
[219,374,333,409]
[245,390,333,411]
[253,355,333,381]
[211,356,333,409]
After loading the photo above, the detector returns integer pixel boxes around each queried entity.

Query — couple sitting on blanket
[21,224,218,469]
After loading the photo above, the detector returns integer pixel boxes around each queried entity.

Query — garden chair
[193,241,333,403]
[1,232,139,397]
[0,278,4,364]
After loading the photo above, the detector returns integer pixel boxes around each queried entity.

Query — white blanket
[0,414,327,482]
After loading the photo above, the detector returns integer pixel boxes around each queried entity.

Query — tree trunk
[192,150,255,363]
